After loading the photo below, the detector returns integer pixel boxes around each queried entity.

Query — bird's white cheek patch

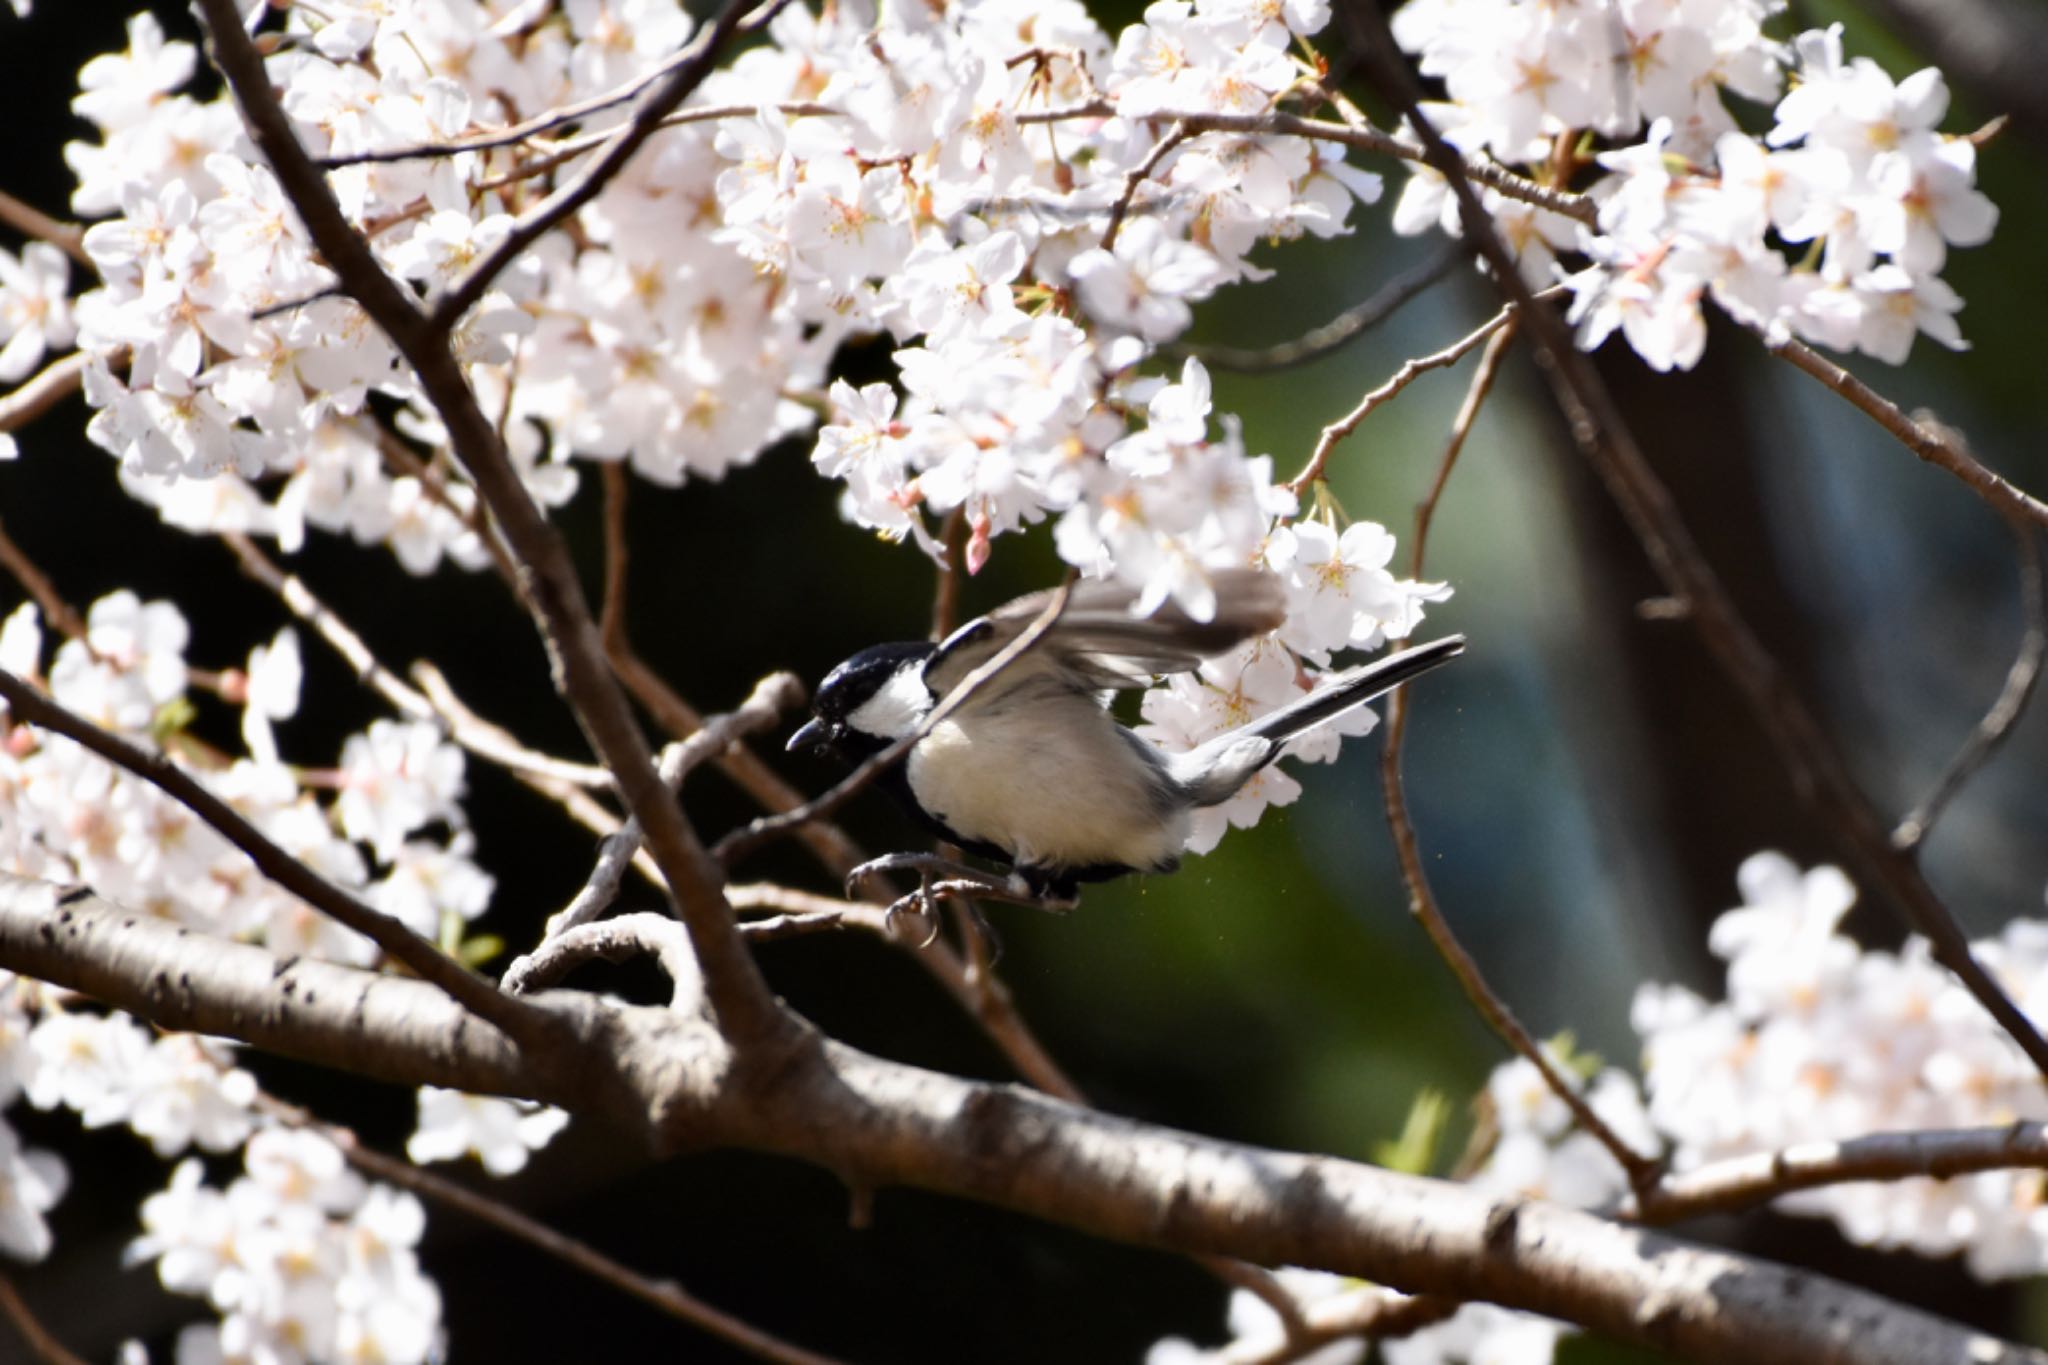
[847,666,932,739]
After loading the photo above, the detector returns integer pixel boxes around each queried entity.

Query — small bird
[787,570,1464,910]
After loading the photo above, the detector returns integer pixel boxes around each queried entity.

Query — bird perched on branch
[788,570,1463,920]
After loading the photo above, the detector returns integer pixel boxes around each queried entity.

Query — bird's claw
[845,852,981,899]
[881,883,946,948]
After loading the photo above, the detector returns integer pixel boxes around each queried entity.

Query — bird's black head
[787,641,936,760]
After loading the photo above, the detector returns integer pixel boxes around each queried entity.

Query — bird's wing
[922,569,1285,698]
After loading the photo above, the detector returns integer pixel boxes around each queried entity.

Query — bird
[787,569,1464,915]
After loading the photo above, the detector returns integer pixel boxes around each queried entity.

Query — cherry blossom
[407,1087,570,1177]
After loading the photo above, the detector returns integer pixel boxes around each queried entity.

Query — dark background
[2,1,2046,1360]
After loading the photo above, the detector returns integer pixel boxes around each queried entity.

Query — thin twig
[222,532,611,788]
[318,77,815,170]
[1104,120,1191,250]
[0,352,88,435]
[1893,516,2045,852]
[524,673,801,951]
[725,876,1092,1087]
[503,912,700,1006]
[410,661,615,788]
[1288,290,1558,495]
[712,576,1077,867]
[1175,244,1461,374]
[0,189,89,268]
[0,1275,89,1365]
[593,466,873,882]
[1015,102,1595,226]
[0,515,87,640]
[1377,322,1663,1191]
[474,101,839,183]
[1413,323,1516,557]
[1764,334,2048,533]
[931,507,969,641]
[1632,1122,2048,1224]
[1339,0,2048,1082]
[0,666,553,1047]
[260,1099,849,1365]
[598,462,632,651]
[430,0,772,332]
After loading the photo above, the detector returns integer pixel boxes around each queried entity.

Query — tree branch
[1892,516,2045,852]
[1287,290,1556,495]
[1634,1123,2048,1224]
[0,353,88,436]
[502,912,700,1006]
[1763,335,2048,534]
[0,189,88,269]
[0,513,88,641]
[0,1274,89,1365]
[193,0,780,1039]
[3,880,2040,1365]
[1379,320,1663,1191]
[222,532,613,790]
[1174,244,1461,374]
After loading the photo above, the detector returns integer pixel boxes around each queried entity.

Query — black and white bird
[787,570,1463,908]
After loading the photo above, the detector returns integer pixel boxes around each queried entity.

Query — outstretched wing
[922,569,1285,698]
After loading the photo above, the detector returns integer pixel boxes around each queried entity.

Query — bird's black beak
[787,717,832,753]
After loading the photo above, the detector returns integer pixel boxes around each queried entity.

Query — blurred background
[2,0,2045,1360]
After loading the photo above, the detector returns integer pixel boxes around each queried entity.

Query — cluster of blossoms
[1636,852,2048,1279]
[1156,853,2048,1362]
[0,596,486,959]
[18,0,1450,852]
[0,594,567,1352]
[1391,4,1997,370]
[128,1130,441,1365]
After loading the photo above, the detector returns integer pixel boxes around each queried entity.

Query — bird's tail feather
[1244,635,1465,746]
[1168,635,1465,807]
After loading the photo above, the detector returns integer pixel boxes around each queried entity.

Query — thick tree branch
[193,0,779,1038]
[3,881,2040,1365]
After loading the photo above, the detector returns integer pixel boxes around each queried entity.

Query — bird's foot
[846,856,1078,950]
[845,852,988,899]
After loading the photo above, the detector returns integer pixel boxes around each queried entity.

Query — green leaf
[1373,1088,1449,1175]
[458,934,505,968]
[151,696,197,742]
